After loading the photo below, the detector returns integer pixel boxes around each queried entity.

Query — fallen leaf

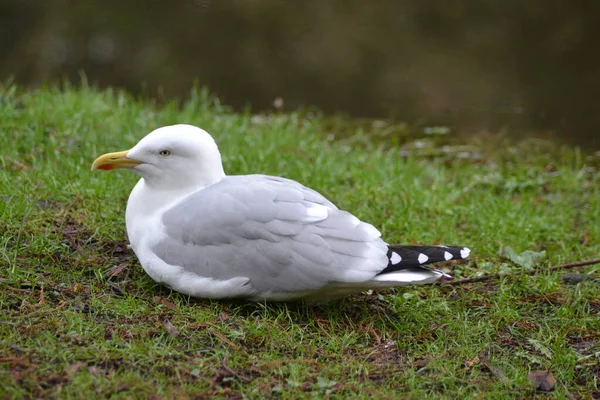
[0,357,28,367]
[108,283,125,295]
[316,376,337,390]
[501,246,546,270]
[528,370,556,392]
[1,155,29,170]
[38,285,45,305]
[464,356,480,369]
[513,321,535,329]
[478,353,509,383]
[155,296,180,312]
[581,228,589,246]
[163,319,180,337]
[64,362,85,377]
[88,365,106,375]
[105,263,128,278]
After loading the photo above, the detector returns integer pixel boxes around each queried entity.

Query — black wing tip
[379,245,470,275]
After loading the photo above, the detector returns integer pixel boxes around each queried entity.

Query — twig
[537,258,600,271]
[207,327,239,349]
[439,258,600,286]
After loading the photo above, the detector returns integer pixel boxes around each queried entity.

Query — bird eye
[159,149,171,157]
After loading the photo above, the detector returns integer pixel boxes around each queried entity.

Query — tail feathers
[377,245,470,277]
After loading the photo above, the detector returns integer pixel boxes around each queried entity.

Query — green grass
[1,82,599,399]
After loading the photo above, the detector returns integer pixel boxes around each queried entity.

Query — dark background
[2,0,599,146]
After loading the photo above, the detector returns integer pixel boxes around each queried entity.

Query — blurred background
[2,0,599,147]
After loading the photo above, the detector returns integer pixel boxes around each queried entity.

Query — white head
[92,124,226,190]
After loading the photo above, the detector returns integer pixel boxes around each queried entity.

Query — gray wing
[153,175,389,293]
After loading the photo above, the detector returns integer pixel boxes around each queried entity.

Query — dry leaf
[528,370,556,392]
[478,353,509,383]
[155,296,180,312]
[106,263,128,277]
[88,365,106,375]
[464,356,480,369]
[207,327,239,349]
[64,362,84,377]
[163,319,180,337]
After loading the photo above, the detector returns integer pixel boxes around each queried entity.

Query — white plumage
[92,124,470,301]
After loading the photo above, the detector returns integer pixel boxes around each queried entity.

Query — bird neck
[125,176,220,233]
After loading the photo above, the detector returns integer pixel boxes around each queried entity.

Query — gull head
[92,124,226,189]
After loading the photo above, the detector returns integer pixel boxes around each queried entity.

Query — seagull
[92,124,470,301]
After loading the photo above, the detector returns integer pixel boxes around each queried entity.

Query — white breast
[125,179,257,299]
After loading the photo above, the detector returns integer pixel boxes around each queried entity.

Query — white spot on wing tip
[418,253,429,264]
[444,251,453,261]
[460,247,471,259]
[390,251,402,265]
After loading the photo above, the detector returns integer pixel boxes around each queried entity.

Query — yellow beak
[91,150,142,171]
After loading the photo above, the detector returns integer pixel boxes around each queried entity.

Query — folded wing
[152,175,390,294]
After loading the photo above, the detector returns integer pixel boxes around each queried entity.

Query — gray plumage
[93,124,470,301]
[153,175,390,294]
